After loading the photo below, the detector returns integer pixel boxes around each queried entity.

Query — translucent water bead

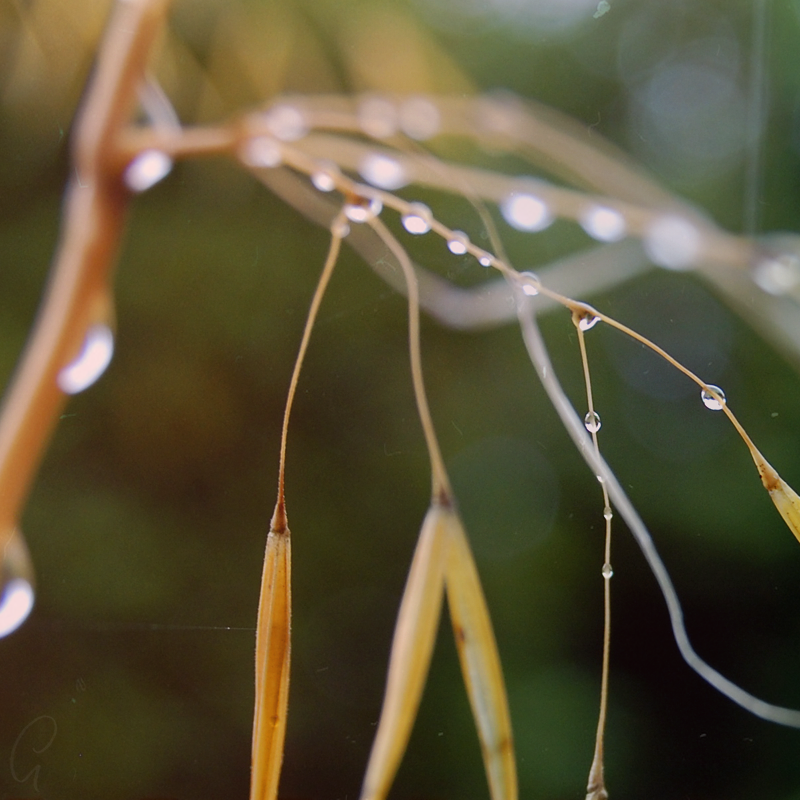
[343,196,383,223]
[124,149,173,192]
[602,563,614,579]
[700,385,726,410]
[577,313,600,331]
[752,253,800,296]
[579,205,627,242]
[357,95,398,139]
[311,163,340,193]
[501,190,552,232]
[446,231,469,255]
[584,411,602,433]
[358,152,408,190]
[58,324,115,395]
[644,215,700,270]
[401,204,432,235]
[239,136,282,168]
[263,104,308,142]
[398,97,441,141]
[0,530,35,638]
[517,271,540,296]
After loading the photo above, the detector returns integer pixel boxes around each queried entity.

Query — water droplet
[701,385,726,410]
[357,96,398,138]
[517,271,540,296]
[578,313,600,331]
[124,149,172,192]
[478,254,493,267]
[644,216,700,270]
[752,254,800,296]
[358,152,408,190]
[0,530,35,638]
[601,563,614,579]
[603,506,613,521]
[399,97,441,140]
[500,191,552,232]
[264,104,308,141]
[343,196,383,223]
[239,136,282,168]
[401,203,432,235]
[580,205,627,242]
[331,218,350,238]
[311,164,338,192]
[584,411,602,433]
[58,324,114,395]
[447,231,470,255]
[596,474,605,484]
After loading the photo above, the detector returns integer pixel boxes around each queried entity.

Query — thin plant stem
[515,290,800,728]
[574,315,611,800]
[271,211,347,529]
[367,216,452,504]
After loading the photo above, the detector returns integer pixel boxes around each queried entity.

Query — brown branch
[0,0,170,576]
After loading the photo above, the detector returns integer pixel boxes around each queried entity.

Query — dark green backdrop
[2,1,800,798]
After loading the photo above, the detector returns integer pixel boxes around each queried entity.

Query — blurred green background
[2,0,800,798]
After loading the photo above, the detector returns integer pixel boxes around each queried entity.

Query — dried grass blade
[444,511,517,800]
[360,503,449,800]
[250,523,291,800]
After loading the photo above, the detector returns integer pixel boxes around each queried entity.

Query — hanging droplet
[517,271,540,296]
[357,95,398,139]
[603,506,613,521]
[584,411,602,433]
[446,231,470,255]
[644,216,700,270]
[331,218,351,239]
[579,205,627,242]
[701,385,726,410]
[578,313,600,331]
[501,191,552,232]
[401,203,432,235]
[264,104,308,142]
[359,152,408,190]
[58,324,114,395]
[124,149,173,192]
[343,196,383,223]
[752,254,800,296]
[601,563,614,579]
[478,255,493,267]
[0,529,35,638]
[311,165,338,192]
[239,136,282,168]
[398,96,441,140]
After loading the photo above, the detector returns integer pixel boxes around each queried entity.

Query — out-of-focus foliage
[2,1,800,799]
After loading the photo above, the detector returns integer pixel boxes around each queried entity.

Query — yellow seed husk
[359,503,449,800]
[766,475,800,545]
[444,512,518,800]
[250,527,291,800]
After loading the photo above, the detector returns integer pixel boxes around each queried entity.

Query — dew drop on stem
[0,530,34,638]
[584,411,602,433]
[124,149,172,192]
[701,385,726,410]
[344,197,383,223]
[578,313,600,331]
[401,203,432,235]
[58,324,115,395]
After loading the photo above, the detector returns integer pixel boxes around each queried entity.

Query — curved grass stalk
[251,214,347,800]
[359,217,517,800]
[514,290,800,729]
[573,314,612,800]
